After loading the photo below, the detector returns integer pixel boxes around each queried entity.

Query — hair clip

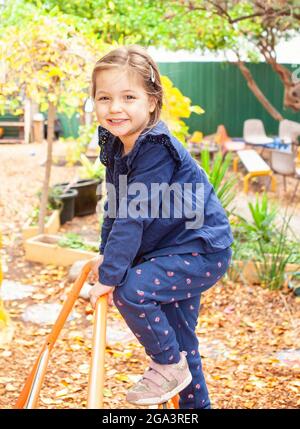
[84,96,94,113]
[150,65,155,83]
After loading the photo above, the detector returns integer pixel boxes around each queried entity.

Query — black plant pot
[54,179,103,217]
[71,179,102,216]
[58,188,78,225]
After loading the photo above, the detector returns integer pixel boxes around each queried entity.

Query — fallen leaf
[1,350,12,357]
[78,364,89,374]
[32,293,48,300]
[5,383,18,392]
[40,397,56,405]
[0,377,14,384]
[56,388,69,397]
[115,374,130,383]
[103,388,113,397]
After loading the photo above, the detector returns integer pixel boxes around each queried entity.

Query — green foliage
[36,186,64,213]
[231,193,299,290]
[199,150,237,211]
[23,0,166,45]
[29,205,54,226]
[255,210,296,291]
[58,232,98,252]
[29,187,63,226]
[0,0,39,30]
[242,193,277,242]
[1,0,165,46]
[65,122,98,165]
[78,155,105,180]
[2,0,299,65]
[29,207,42,227]
[47,187,64,211]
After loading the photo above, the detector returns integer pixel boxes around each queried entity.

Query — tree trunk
[38,101,56,235]
[0,230,10,329]
[257,40,300,111]
[235,60,283,121]
[267,60,300,112]
[24,98,31,144]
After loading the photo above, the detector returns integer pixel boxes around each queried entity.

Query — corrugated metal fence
[158,61,300,137]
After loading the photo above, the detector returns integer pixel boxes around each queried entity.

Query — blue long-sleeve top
[98,120,233,287]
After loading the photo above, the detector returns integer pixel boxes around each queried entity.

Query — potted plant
[48,185,78,225]
[54,155,104,217]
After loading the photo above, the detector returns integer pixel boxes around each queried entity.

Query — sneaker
[126,351,192,406]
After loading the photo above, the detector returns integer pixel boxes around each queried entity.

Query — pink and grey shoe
[126,351,192,406]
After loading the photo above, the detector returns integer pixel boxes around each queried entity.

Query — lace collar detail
[97,121,182,171]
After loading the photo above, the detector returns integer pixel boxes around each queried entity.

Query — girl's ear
[149,96,156,113]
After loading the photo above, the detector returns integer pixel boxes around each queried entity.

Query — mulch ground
[0,141,299,409]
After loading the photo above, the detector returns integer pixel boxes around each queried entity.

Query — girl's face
[94,67,156,147]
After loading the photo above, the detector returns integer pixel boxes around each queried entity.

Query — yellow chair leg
[243,172,276,193]
[233,157,239,173]
[243,174,251,193]
[270,174,276,192]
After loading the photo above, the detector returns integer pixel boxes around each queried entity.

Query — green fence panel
[158,62,300,137]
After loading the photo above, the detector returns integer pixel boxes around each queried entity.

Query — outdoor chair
[233,149,276,194]
[243,119,273,145]
[270,149,300,201]
[278,119,300,148]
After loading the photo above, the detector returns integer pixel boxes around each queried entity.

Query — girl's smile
[106,118,129,126]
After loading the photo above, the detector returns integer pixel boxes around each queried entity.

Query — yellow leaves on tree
[0,15,106,115]
[161,75,204,143]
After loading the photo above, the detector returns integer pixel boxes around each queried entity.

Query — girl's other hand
[89,281,115,309]
[89,255,104,284]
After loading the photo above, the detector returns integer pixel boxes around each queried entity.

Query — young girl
[89,45,233,409]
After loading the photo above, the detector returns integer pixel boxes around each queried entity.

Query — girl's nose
[110,99,122,113]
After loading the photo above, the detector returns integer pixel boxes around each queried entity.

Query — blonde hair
[91,45,163,129]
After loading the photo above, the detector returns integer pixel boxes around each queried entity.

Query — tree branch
[189,0,300,24]
[234,58,283,121]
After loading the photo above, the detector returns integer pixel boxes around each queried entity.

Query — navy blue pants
[113,247,232,409]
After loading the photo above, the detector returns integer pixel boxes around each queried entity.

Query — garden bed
[24,234,97,266]
[22,210,60,240]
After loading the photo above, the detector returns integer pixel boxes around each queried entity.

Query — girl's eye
[97,96,135,101]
